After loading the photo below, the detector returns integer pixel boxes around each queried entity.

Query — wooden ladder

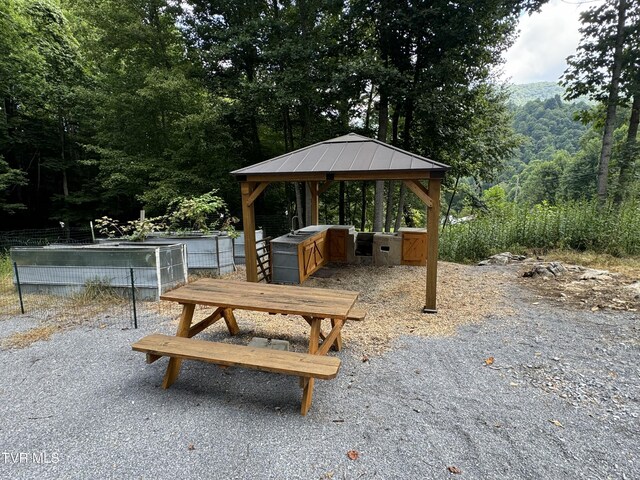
[256,237,272,283]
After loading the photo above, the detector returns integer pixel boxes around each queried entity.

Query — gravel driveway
[1,276,638,479]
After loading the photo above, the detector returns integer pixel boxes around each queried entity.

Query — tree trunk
[394,182,406,231]
[615,94,640,203]
[60,116,69,198]
[364,85,374,131]
[597,0,627,204]
[374,90,388,232]
[294,182,304,228]
[384,181,394,231]
[395,98,414,229]
[360,181,367,231]
[386,104,400,231]
[339,181,345,225]
[305,182,312,226]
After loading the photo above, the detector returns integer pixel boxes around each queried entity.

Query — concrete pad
[248,337,290,351]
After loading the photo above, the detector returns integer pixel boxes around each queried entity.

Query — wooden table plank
[161,279,358,319]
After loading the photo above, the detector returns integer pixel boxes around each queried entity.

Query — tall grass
[440,199,640,263]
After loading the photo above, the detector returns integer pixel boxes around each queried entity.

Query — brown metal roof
[231,133,450,178]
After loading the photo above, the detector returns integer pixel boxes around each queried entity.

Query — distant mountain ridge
[508,81,591,106]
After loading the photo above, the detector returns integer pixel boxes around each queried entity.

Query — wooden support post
[309,181,319,225]
[222,308,240,335]
[162,303,195,388]
[424,179,441,313]
[301,317,321,415]
[241,182,258,282]
[245,182,269,207]
[329,319,343,351]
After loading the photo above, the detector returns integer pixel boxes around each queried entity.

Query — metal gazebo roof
[231,133,450,180]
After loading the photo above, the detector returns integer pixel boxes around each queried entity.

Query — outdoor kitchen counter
[271,225,354,284]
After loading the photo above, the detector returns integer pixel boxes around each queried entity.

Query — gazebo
[231,133,450,312]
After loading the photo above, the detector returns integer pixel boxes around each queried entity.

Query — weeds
[440,199,640,263]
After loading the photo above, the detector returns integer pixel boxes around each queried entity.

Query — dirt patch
[517,261,639,313]
[2,324,60,349]
[203,262,515,355]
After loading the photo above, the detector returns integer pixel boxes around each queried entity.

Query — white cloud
[502,0,601,84]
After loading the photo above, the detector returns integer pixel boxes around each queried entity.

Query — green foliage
[440,199,640,263]
[165,190,238,234]
[482,185,509,212]
[0,255,12,280]
[94,216,166,241]
[95,190,237,239]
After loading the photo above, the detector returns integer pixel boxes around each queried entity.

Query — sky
[502,0,602,85]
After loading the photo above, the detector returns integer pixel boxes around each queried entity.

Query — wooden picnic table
[133,278,359,415]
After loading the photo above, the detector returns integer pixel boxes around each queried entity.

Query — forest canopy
[2,0,637,234]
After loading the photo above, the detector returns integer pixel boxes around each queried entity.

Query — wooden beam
[334,171,431,181]
[241,171,436,183]
[188,307,223,338]
[317,319,344,355]
[240,182,258,282]
[318,180,334,195]
[244,173,326,182]
[245,182,269,207]
[309,181,319,225]
[424,179,441,313]
[403,180,433,208]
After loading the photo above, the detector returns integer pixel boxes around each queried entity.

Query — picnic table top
[160,278,359,319]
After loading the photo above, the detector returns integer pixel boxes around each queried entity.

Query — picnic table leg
[301,317,321,415]
[222,308,240,336]
[330,319,343,351]
[162,303,195,389]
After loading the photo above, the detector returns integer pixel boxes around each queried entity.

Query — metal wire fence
[0,223,285,330]
[0,226,93,251]
[2,244,233,329]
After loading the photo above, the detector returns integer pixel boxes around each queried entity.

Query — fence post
[130,268,138,329]
[215,235,220,276]
[13,262,25,314]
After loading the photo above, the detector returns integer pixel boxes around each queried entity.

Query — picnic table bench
[132,279,359,415]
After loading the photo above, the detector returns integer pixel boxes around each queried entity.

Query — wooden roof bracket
[403,180,433,208]
[245,181,270,207]
[318,180,334,195]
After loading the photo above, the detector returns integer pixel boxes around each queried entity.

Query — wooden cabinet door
[301,242,317,280]
[402,232,427,266]
[328,229,347,262]
[299,233,329,282]
[314,234,326,267]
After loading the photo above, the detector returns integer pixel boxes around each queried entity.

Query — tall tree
[562,0,636,203]
[69,0,238,217]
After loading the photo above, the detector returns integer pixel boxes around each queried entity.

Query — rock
[624,281,640,298]
[547,262,566,276]
[478,252,526,266]
[580,268,614,281]
[523,261,567,278]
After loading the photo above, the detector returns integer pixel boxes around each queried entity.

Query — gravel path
[0,277,638,479]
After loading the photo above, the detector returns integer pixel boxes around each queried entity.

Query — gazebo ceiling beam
[403,180,433,208]
[334,171,431,181]
[239,171,440,183]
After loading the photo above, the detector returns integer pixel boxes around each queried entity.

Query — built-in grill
[355,232,374,257]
